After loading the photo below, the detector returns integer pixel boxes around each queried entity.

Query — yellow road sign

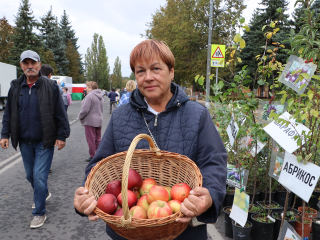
[211,44,225,67]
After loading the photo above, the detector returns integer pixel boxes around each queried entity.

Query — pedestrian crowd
[1,39,227,240]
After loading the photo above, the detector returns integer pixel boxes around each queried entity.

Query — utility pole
[109,74,112,92]
[205,0,214,108]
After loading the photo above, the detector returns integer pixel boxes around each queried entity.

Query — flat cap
[20,50,40,62]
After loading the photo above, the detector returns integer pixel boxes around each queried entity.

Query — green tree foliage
[59,10,84,75]
[38,6,56,48]
[9,0,43,76]
[65,40,82,82]
[39,7,69,75]
[292,2,305,33]
[112,56,122,89]
[311,0,320,17]
[85,33,110,89]
[129,72,135,80]
[145,0,245,89]
[0,17,14,63]
[239,0,291,85]
[38,47,57,74]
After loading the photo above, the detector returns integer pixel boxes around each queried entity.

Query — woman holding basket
[74,39,227,240]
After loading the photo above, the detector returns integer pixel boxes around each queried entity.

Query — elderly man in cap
[0,50,70,228]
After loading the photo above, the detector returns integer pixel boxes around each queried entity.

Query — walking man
[108,87,118,114]
[0,50,70,228]
[78,81,104,162]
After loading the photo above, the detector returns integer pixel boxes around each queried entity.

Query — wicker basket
[85,134,203,240]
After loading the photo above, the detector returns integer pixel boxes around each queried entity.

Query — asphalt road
[0,98,227,240]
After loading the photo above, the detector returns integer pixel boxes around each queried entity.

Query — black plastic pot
[256,200,283,213]
[251,214,275,240]
[286,207,299,216]
[309,191,320,210]
[313,218,320,240]
[248,192,260,204]
[259,191,275,201]
[224,192,235,208]
[232,220,252,240]
[271,212,296,240]
[293,191,320,210]
[223,206,233,239]
[274,190,293,207]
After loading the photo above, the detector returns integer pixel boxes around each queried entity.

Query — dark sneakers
[86,157,92,162]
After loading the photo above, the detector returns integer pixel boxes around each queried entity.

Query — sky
[1,0,296,78]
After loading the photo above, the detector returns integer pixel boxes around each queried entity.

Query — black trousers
[110,101,116,113]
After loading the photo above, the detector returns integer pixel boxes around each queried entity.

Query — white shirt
[144,98,159,115]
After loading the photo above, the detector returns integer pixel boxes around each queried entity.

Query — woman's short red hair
[130,39,175,72]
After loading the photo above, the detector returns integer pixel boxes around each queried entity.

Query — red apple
[132,187,141,199]
[97,193,118,215]
[127,169,143,189]
[171,183,191,202]
[139,178,157,196]
[163,186,172,201]
[129,206,147,219]
[136,194,149,211]
[147,200,172,219]
[147,185,170,204]
[168,200,181,214]
[117,190,137,208]
[114,208,124,216]
[106,180,121,197]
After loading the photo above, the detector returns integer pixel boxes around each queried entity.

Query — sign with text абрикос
[263,112,310,153]
[211,44,225,67]
[278,151,320,203]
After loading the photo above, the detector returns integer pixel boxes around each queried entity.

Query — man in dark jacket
[0,50,70,229]
[108,87,118,114]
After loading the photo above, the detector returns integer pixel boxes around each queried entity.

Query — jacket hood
[88,89,103,100]
[130,82,189,111]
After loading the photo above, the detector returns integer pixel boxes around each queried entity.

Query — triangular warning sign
[212,46,224,58]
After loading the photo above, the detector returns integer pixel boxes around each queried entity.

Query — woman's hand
[176,187,213,223]
[74,187,99,221]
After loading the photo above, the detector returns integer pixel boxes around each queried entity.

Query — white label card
[278,152,320,203]
[229,188,249,227]
[249,140,266,157]
[226,114,239,147]
[263,112,310,153]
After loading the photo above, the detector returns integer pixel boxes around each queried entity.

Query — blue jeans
[64,104,68,112]
[19,141,54,216]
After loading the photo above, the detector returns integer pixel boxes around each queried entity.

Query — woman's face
[134,57,174,103]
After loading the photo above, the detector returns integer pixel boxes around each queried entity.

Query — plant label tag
[249,140,266,157]
[278,221,302,240]
[263,112,310,153]
[267,215,276,222]
[229,188,249,227]
[226,114,239,147]
[278,152,320,203]
[257,100,287,124]
[278,55,317,95]
[226,164,249,189]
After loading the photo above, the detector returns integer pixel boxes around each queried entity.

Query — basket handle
[120,134,162,227]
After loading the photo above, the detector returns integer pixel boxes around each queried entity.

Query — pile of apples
[97,169,191,219]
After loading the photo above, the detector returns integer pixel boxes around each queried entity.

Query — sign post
[211,44,225,86]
